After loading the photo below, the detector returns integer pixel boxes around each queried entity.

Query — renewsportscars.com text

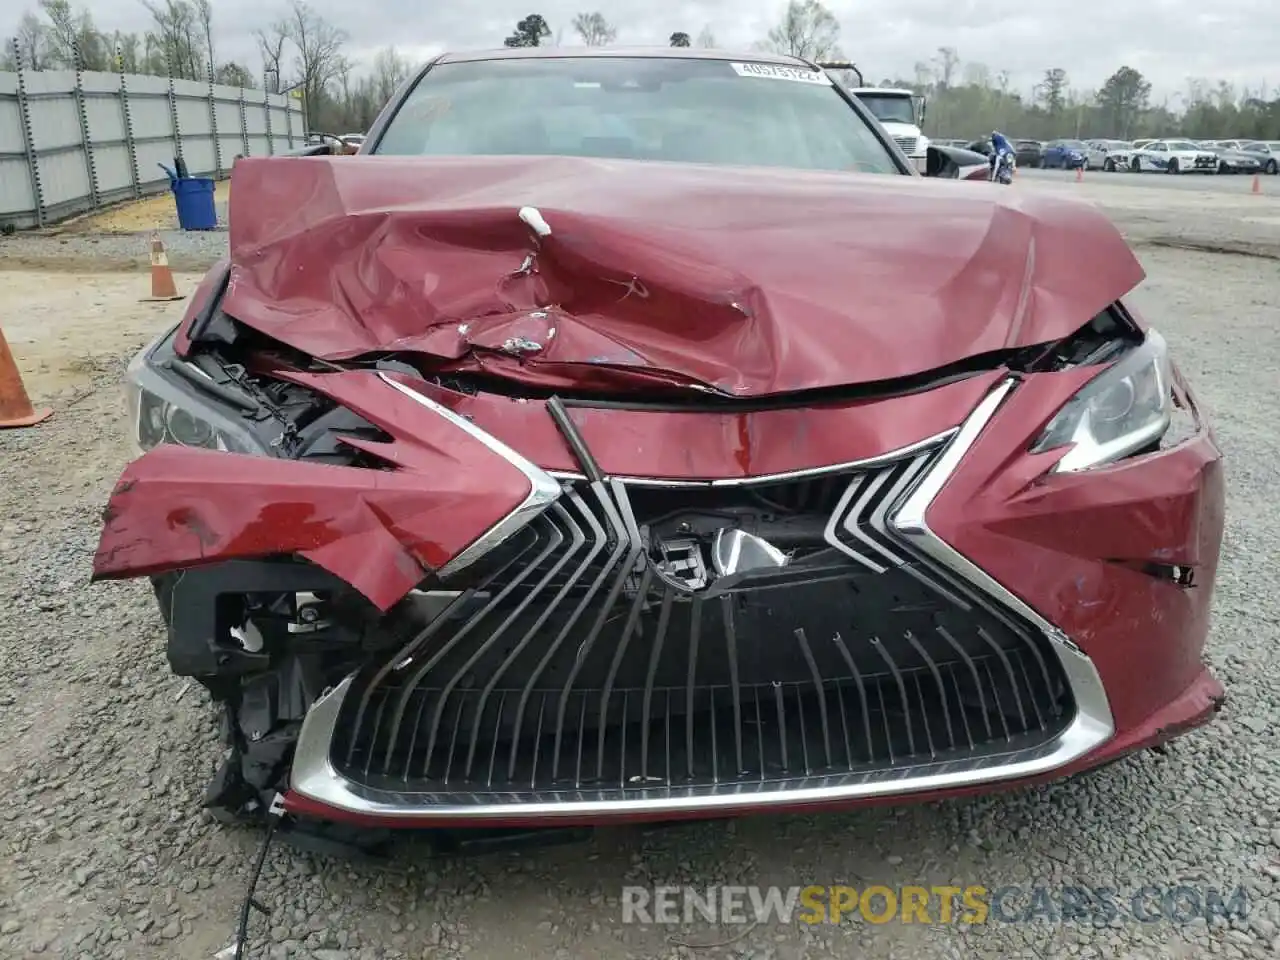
[621,884,1250,926]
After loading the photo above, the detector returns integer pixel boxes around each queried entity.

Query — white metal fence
[1,56,305,230]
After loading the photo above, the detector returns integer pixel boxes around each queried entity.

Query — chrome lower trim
[379,373,561,578]
[288,378,1115,820]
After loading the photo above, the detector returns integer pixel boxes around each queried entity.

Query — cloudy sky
[37,0,1280,102]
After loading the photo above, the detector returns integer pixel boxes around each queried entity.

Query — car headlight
[125,326,269,456]
[1031,329,1173,473]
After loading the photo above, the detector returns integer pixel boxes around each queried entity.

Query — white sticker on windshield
[730,62,833,85]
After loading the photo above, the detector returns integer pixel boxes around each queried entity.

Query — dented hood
[223,155,1145,396]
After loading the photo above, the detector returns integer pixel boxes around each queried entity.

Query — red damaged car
[93,48,1225,837]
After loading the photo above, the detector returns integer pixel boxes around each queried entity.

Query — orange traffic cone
[1075,166,1083,182]
[140,232,185,302]
[0,323,52,429]
[1252,174,1262,195]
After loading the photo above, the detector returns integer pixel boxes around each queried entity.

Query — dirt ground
[2,272,205,405]
[1,175,1279,960]
[52,181,233,236]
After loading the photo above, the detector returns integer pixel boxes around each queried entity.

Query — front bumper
[276,376,1223,826]
[1185,156,1221,172]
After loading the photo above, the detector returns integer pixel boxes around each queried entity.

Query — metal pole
[72,41,101,211]
[262,74,274,155]
[238,85,250,157]
[283,86,294,148]
[167,57,184,168]
[13,39,45,229]
[207,64,222,178]
[117,44,141,199]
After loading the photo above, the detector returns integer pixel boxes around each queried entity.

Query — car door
[1142,142,1167,171]
[1085,141,1107,169]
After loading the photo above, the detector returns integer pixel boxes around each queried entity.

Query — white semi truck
[818,63,930,172]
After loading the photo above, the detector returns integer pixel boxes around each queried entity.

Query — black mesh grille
[328,450,1074,804]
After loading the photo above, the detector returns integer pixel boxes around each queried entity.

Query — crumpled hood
[222,155,1145,396]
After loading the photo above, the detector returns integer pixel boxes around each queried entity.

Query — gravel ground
[1,176,1278,960]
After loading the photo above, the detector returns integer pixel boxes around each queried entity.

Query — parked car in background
[1085,140,1132,171]
[1014,139,1044,167]
[1239,142,1280,174]
[1129,139,1219,174]
[1132,138,1156,149]
[1041,139,1088,169]
[1210,146,1262,174]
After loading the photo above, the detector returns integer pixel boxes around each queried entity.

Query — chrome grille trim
[379,373,562,579]
[289,378,1116,820]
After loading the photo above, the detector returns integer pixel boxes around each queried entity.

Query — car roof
[435,46,812,67]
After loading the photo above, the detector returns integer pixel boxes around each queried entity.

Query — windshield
[374,57,901,175]
[854,93,916,125]
[1059,140,1085,149]
[1167,141,1199,151]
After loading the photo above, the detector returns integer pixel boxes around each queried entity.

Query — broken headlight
[126,326,268,456]
[1031,329,1172,473]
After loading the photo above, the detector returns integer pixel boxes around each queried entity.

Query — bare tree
[140,0,204,78]
[194,0,214,72]
[571,11,617,46]
[370,46,413,106]
[255,19,289,91]
[283,0,349,109]
[933,46,959,89]
[112,30,142,72]
[695,25,715,48]
[764,0,842,60]
[37,0,81,66]
[335,55,353,109]
[15,12,46,69]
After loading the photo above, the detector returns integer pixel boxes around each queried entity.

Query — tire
[1218,161,1228,174]
[1168,159,1180,175]
[1130,157,1141,173]
[1268,159,1278,175]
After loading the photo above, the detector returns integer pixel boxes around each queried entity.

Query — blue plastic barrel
[170,176,217,231]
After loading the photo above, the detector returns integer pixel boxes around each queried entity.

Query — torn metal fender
[92,372,561,610]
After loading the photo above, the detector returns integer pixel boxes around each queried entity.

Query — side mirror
[912,94,927,126]
[924,145,988,179]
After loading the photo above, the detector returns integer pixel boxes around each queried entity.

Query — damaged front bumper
[94,362,1226,828]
